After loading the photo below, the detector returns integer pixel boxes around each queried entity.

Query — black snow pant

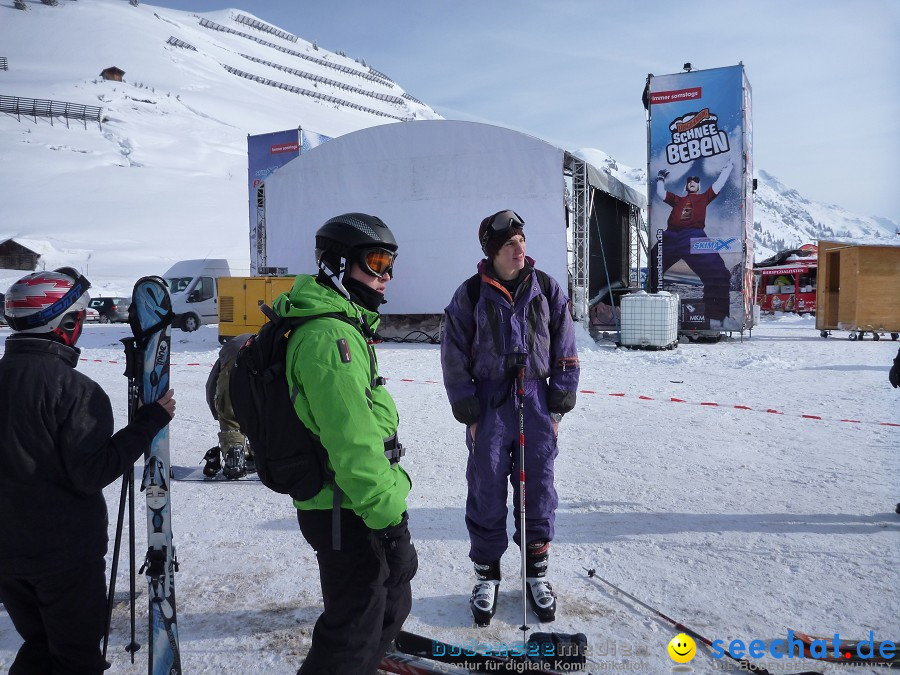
[0,559,107,675]
[296,507,413,675]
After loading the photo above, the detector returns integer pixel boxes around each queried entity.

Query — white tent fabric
[265,120,631,314]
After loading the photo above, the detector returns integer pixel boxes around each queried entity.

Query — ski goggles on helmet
[480,209,525,252]
[5,271,91,331]
[358,247,397,279]
[686,176,701,183]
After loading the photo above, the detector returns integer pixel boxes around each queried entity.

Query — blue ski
[130,276,182,675]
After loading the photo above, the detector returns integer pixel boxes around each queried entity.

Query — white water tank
[620,291,679,349]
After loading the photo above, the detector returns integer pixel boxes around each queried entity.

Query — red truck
[754,244,818,315]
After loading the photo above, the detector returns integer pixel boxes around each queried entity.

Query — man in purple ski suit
[441,209,579,625]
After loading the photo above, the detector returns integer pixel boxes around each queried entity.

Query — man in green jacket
[273,213,417,675]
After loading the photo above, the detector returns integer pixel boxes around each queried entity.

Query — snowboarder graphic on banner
[650,160,737,329]
[203,333,254,479]
[441,209,580,625]
[272,212,417,674]
[0,269,175,675]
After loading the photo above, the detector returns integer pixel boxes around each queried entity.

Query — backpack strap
[266,304,385,550]
[465,273,481,306]
[264,304,382,390]
[534,268,552,299]
[466,269,552,306]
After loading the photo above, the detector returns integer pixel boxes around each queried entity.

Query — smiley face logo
[668,633,696,663]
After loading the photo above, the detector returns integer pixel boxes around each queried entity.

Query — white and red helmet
[3,267,91,344]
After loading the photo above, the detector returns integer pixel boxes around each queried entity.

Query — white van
[162,259,241,332]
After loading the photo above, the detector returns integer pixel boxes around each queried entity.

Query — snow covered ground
[1,312,897,674]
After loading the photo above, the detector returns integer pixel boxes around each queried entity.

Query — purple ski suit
[441,258,580,563]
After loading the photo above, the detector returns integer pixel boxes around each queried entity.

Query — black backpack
[229,304,367,501]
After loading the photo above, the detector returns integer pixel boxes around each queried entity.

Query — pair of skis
[106,277,182,674]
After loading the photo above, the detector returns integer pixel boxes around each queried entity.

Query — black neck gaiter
[344,277,385,312]
[316,270,385,312]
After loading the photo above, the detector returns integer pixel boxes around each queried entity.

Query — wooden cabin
[0,239,41,271]
[99,66,125,82]
[816,240,900,338]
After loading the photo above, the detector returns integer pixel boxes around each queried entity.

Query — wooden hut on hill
[0,239,40,271]
[99,66,125,82]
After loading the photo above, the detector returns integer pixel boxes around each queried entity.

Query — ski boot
[526,541,556,622]
[202,446,221,478]
[470,561,500,627]
[222,444,247,479]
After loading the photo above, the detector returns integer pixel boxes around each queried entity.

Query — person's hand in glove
[377,511,418,587]
[657,169,669,180]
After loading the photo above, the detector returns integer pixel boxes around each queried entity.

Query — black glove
[890,364,899,388]
[547,388,576,415]
[657,169,669,180]
[377,512,418,587]
[450,395,480,426]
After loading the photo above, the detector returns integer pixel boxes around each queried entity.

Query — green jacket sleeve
[287,319,410,530]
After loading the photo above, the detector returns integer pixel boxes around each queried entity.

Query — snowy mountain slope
[752,170,898,256]
[0,0,439,290]
[2,1,897,291]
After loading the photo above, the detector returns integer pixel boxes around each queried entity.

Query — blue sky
[152,0,900,225]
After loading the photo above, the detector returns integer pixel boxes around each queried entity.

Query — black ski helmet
[315,212,398,277]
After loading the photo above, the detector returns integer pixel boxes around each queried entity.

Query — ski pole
[516,365,529,639]
[124,339,141,662]
[102,338,141,663]
[126,463,139,661]
[102,467,129,664]
[583,567,823,675]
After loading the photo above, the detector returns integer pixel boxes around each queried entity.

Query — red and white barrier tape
[592,390,898,427]
[393,378,899,429]
[76,361,898,428]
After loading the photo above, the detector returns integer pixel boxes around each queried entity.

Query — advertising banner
[647,64,752,331]
[247,128,301,275]
[247,128,333,274]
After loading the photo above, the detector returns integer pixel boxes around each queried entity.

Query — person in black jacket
[0,268,176,675]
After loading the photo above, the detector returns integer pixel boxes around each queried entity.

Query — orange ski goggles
[360,247,397,279]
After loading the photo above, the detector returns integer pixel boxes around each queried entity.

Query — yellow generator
[217,276,295,344]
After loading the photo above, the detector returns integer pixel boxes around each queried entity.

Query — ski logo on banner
[691,237,737,253]
[666,107,730,164]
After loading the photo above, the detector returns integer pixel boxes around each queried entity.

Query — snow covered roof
[583,161,646,209]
